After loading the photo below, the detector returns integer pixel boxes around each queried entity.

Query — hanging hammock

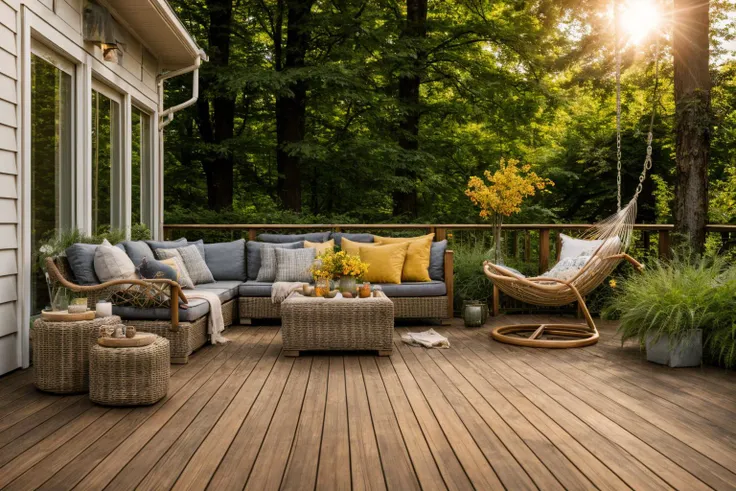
[483,5,660,348]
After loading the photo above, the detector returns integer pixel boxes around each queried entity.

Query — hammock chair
[483,7,660,348]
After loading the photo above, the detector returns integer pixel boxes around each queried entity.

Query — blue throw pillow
[65,243,100,285]
[138,257,178,282]
[331,232,374,248]
[203,239,246,281]
[146,238,187,258]
[122,240,156,267]
[428,240,447,281]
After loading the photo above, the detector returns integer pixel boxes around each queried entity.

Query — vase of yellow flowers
[466,158,553,264]
[311,250,369,294]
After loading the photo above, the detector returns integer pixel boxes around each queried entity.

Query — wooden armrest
[605,253,644,272]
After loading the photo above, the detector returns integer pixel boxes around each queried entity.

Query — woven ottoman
[281,291,394,356]
[33,315,122,393]
[89,336,170,406]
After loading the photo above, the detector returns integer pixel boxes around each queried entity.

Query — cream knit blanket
[184,290,229,345]
[271,282,307,303]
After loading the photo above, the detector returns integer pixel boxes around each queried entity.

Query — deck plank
[0,317,733,491]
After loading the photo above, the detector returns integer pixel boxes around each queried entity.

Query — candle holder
[96,301,113,317]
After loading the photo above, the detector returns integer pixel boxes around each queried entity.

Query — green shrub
[603,252,736,368]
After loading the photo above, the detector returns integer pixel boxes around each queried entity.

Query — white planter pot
[645,330,702,368]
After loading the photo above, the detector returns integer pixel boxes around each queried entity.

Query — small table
[281,291,394,356]
[33,315,121,394]
[89,336,170,406]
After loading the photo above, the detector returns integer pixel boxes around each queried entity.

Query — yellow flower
[609,279,617,289]
[466,158,553,219]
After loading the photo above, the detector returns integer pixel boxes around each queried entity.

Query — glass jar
[339,276,357,294]
[315,278,330,297]
[359,282,371,298]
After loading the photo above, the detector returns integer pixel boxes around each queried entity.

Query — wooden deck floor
[1,316,736,490]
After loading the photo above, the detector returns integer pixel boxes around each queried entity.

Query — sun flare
[619,0,662,45]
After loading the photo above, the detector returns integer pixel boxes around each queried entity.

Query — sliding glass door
[91,83,122,233]
[30,47,74,314]
[131,107,152,228]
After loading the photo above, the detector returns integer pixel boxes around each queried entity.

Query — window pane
[131,108,151,227]
[31,54,73,314]
[91,89,120,233]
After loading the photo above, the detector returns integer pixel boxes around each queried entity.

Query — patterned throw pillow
[156,250,195,289]
[138,257,178,282]
[256,247,279,282]
[157,245,214,285]
[541,255,590,282]
[274,248,317,283]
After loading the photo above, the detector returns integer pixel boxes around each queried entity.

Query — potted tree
[603,255,721,367]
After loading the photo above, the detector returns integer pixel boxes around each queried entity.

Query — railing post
[435,227,446,242]
[248,228,257,241]
[524,232,531,262]
[658,230,670,259]
[539,228,550,273]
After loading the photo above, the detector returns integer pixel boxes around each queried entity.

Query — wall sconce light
[101,43,120,63]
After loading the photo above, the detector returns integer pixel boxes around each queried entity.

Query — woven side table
[89,336,170,406]
[281,291,394,356]
[33,315,121,394]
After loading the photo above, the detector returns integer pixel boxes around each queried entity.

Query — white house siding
[0,0,18,375]
[0,0,168,375]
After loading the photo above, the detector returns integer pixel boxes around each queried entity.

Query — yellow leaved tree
[466,159,553,263]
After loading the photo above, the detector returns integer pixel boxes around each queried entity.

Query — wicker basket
[281,292,394,355]
[89,336,170,406]
[33,315,122,394]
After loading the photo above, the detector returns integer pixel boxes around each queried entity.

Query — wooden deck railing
[164,223,736,275]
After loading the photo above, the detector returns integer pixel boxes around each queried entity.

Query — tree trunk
[275,0,314,212]
[195,0,235,211]
[673,0,711,253]
[393,0,427,218]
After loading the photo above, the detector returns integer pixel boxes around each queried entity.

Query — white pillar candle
[96,301,112,317]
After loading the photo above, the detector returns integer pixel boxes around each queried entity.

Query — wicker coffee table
[33,315,121,393]
[281,291,394,356]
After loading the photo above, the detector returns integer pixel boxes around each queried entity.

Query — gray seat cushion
[238,281,273,297]
[257,232,330,243]
[195,281,241,302]
[377,281,447,297]
[429,240,447,281]
[113,297,210,322]
[203,239,246,281]
[331,232,373,247]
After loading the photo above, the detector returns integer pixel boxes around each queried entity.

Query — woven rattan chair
[45,257,188,330]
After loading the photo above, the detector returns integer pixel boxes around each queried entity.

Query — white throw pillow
[558,234,603,261]
[94,239,136,283]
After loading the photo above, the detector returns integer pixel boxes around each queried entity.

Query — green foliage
[603,252,736,368]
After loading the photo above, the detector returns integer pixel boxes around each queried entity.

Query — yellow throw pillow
[374,233,434,282]
[305,239,335,255]
[359,242,409,284]
[341,237,377,256]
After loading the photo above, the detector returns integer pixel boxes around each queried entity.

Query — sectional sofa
[46,232,453,363]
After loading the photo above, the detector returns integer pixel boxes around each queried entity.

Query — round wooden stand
[97,332,156,348]
[490,323,599,348]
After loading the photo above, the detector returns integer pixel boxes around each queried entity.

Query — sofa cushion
[429,240,447,281]
[158,253,195,289]
[122,241,156,267]
[169,244,214,285]
[65,243,100,285]
[94,239,136,283]
[203,239,246,281]
[374,234,434,282]
[194,281,241,302]
[331,232,373,248]
[238,281,273,297]
[275,247,316,283]
[360,242,409,284]
[246,241,302,280]
[113,297,210,321]
[145,238,187,256]
[377,281,447,297]
[257,232,330,243]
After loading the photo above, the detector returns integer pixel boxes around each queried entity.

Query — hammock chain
[615,0,622,211]
[632,37,661,202]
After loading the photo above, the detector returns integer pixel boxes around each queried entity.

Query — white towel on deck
[183,289,229,345]
[401,329,450,349]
